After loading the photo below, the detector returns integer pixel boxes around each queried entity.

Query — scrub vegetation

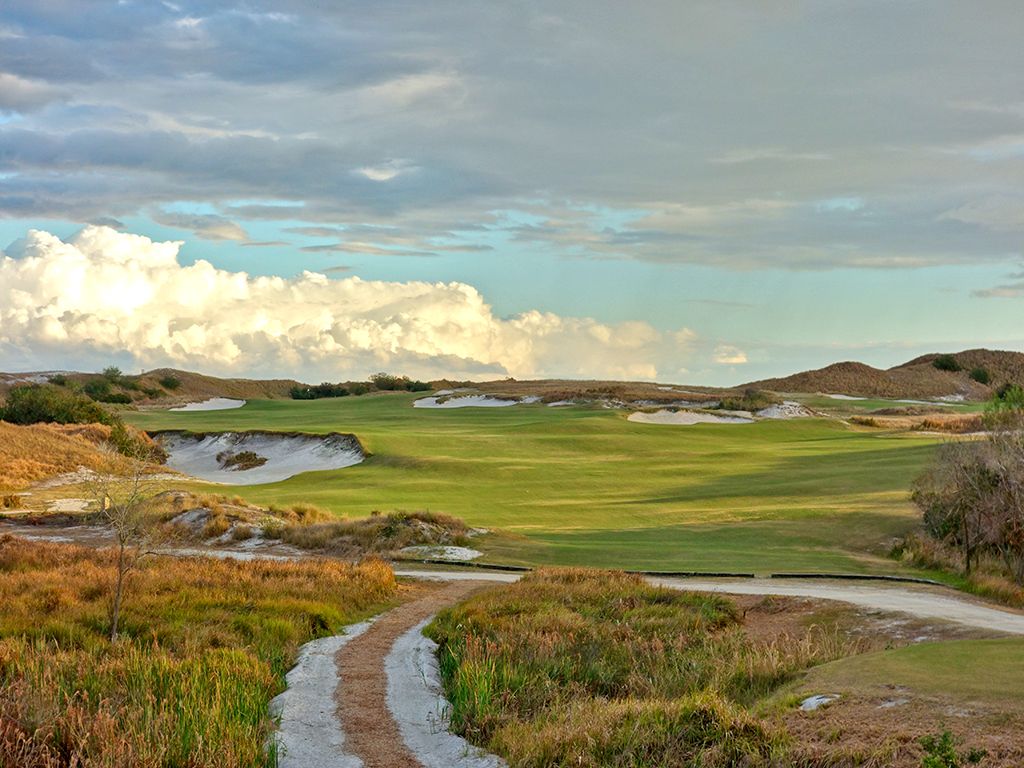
[1,385,160,460]
[427,569,862,767]
[0,536,397,767]
[904,388,1024,597]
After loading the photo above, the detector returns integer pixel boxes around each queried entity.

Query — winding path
[395,570,1024,635]
[272,569,1024,768]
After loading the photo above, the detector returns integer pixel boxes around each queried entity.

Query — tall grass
[0,420,114,491]
[427,568,860,768]
[0,535,397,767]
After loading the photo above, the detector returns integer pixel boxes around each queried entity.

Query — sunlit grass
[127,395,941,573]
[427,569,861,767]
[0,535,397,767]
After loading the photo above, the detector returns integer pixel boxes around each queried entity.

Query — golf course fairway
[129,393,941,574]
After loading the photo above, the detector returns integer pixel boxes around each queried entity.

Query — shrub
[102,366,123,382]
[1,385,114,426]
[370,372,405,390]
[95,392,133,404]
[718,388,780,412]
[159,374,182,390]
[46,374,67,386]
[82,378,112,399]
[933,354,962,372]
[969,367,990,385]
[919,729,986,768]
[290,382,350,400]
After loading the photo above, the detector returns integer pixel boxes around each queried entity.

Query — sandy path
[335,581,490,768]
[394,570,1024,635]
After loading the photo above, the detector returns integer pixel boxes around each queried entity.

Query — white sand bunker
[170,397,246,412]
[154,430,364,484]
[414,395,540,409]
[628,410,753,426]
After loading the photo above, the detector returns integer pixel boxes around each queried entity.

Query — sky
[1,1,1023,385]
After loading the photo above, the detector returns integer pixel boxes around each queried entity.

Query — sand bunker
[154,430,364,484]
[386,618,506,768]
[414,395,539,409]
[825,394,867,401]
[628,410,753,425]
[169,397,246,412]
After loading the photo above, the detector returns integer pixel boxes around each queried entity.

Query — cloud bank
[0,227,694,380]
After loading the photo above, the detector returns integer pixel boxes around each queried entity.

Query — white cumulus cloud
[0,227,696,381]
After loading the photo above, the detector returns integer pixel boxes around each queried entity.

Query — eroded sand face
[155,431,364,484]
[627,410,753,425]
[169,398,246,411]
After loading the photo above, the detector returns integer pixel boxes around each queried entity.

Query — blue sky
[1,2,1022,385]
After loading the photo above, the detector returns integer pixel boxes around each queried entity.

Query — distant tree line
[913,385,1024,584]
[289,372,431,400]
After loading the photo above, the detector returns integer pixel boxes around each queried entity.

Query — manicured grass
[796,638,1024,708]
[128,394,941,573]
[0,536,397,767]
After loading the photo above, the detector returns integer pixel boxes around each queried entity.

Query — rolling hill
[745,348,1024,400]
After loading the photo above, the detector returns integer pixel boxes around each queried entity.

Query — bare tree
[87,444,165,641]
[913,395,1024,585]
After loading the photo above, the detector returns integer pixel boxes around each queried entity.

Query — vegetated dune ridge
[744,348,1024,400]
[0,368,302,404]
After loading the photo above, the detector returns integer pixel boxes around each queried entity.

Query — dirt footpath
[335,580,489,768]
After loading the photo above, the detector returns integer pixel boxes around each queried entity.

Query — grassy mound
[427,569,860,767]
[0,421,116,492]
[0,536,397,767]
[276,509,471,556]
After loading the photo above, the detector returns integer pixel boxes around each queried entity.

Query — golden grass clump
[427,568,863,767]
[0,535,397,767]
[0,421,115,491]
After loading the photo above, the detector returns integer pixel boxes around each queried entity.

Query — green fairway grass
[128,394,941,573]
[795,638,1024,709]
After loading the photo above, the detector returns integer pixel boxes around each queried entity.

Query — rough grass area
[0,535,397,767]
[893,532,1024,608]
[275,509,471,555]
[785,639,1024,765]
[426,569,864,768]
[0,421,116,491]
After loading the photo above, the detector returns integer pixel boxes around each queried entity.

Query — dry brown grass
[0,421,116,491]
[0,535,397,767]
[849,412,984,433]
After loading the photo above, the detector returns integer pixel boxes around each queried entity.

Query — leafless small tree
[913,397,1024,585]
[87,443,166,642]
